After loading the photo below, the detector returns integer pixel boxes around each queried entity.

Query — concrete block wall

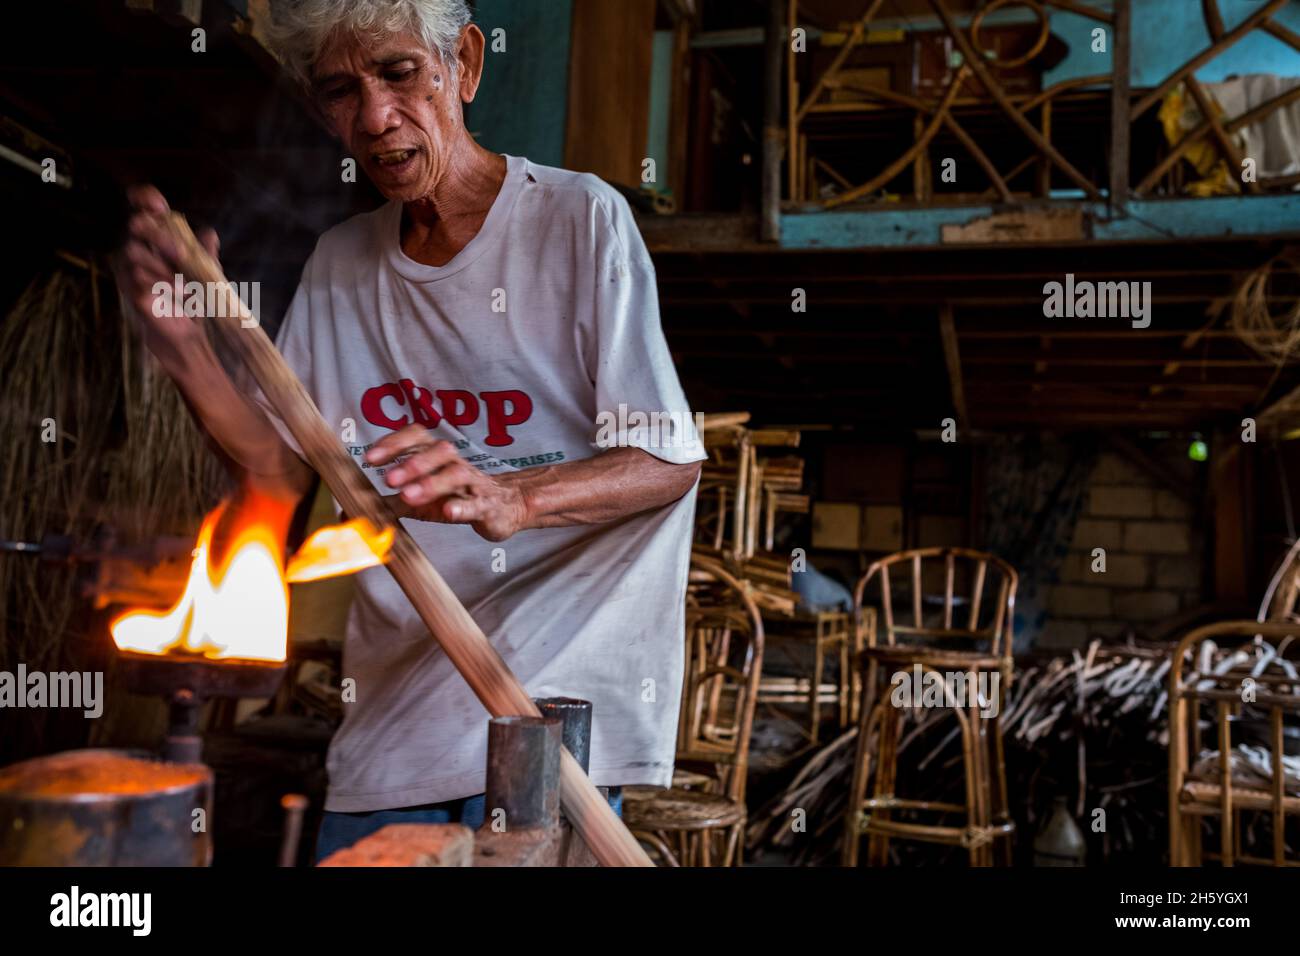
[1040,448,1205,649]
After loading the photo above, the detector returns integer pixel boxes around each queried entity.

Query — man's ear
[456,24,487,103]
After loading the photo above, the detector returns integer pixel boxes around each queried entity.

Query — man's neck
[400,141,508,267]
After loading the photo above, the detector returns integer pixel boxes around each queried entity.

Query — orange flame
[110,498,394,662]
[285,518,394,584]
[111,504,289,662]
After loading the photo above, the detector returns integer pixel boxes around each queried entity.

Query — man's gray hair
[266,0,474,88]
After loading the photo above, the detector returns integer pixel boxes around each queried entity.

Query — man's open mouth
[372,148,417,167]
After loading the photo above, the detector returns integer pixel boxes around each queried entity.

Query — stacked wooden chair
[842,547,1018,866]
[1168,621,1300,866]
[624,557,764,866]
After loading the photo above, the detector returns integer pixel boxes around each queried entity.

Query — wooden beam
[656,264,1274,285]
[662,0,696,22]
[1044,0,1113,22]
[1202,0,1225,41]
[965,378,1264,391]
[953,411,1217,426]
[637,212,766,252]
[157,212,652,868]
[667,18,692,207]
[941,207,1084,244]
[563,0,657,188]
[676,348,1284,369]
[1211,434,1253,601]
[762,0,784,241]
[939,304,968,430]
[1108,0,1131,207]
[912,112,928,202]
[961,358,1270,368]
[779,193,1300,250]
[966,330,1256,339]
[1038,100,1053,198]
[1262,18,1300,54]
[669,328,1258,341]
[663,293,1296,307]
[786,0,798,202]
[813,157,853,190]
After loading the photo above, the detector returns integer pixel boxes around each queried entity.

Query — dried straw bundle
[0,271,104,690]
[0,263,226,762]
[1212,250,1300,366]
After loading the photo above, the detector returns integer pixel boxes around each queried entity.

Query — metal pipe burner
[117,652,287,764]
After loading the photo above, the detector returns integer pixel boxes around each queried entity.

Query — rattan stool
[841,548,1018,867]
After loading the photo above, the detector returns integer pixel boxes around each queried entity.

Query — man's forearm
[501,447,701,530]
[164,342,314,504]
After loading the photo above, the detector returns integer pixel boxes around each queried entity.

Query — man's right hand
[117,184,222,371]
[114,185,315,505]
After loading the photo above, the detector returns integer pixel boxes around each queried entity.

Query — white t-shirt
[257,155,703,811]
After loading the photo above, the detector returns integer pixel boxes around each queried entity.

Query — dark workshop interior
[3,0,1300,884]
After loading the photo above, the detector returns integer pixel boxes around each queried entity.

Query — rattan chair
[1259,540,1300,623]
[1168,621,1300,866]
[842,547,1017,866]
[624,557,764,866]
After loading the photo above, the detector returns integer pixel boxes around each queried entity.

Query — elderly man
[118,0,702,859]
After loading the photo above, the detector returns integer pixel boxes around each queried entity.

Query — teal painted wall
[779,194,1300,249]
[466,0,573,167]
[646,30,674,198]
[1046,0,1300,87]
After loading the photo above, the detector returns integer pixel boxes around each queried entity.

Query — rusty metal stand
[318,698,606,867]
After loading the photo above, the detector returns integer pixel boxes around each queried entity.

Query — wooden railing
[782,0,1300,210]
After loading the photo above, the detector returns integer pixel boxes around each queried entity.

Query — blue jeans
[315,788,623,863]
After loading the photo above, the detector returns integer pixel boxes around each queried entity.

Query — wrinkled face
[310,28,467,202]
